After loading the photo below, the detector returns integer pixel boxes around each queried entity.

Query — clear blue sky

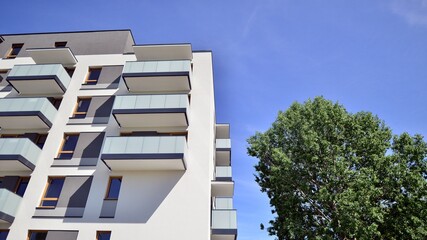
[2,1,427,239]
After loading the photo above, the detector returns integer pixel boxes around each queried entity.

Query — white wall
[0,51,216,240]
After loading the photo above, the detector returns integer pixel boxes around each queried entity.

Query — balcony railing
[101,136,187,170]
[211,209,237,236]
[0,189,22,223]
[0,98,57,129]
[0,138,41,171]
[122,60,191,92]
[112,94,189,128]
[6,64,71,94]
[216,166,232,181]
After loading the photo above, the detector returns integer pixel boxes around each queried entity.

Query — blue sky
[2,1,427,239]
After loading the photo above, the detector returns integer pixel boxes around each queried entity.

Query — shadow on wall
[63,171,185,223]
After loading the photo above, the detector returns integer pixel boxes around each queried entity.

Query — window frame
[85,67,102,85]
[105,177,122,200]
[96,231,111,240]
[5,43,24,59]
[27,230,48,240]
[72,97,91,119]
[39,177,65,209]
[57,134,79,159]
[14,176,30,197]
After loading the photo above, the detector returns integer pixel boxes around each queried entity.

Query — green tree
[247,97,427,240]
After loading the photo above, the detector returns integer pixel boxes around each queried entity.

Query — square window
[0,230,8,240]
[57,134,79,159]
[35,134,48,149]
[97,231,111,240]
[28,230,47,240]
[15,177,30,197]
[6,43,23,59]
[105,177,122,200]
[40,177,65,208]
[85,68,102,85]
[47,97,62,110]
[54,41,67,48]
[72,98,91,119]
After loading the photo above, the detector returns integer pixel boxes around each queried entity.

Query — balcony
[0,98,57,129]
[211,209,237,240]
[112,94,189,128]
[216,139,231,166]
[26,47,78,65]
[211,166,234,197]
[101,136,187,171]
[6,64,71,94]
[133,44,193,61]
[0,189,22,223]
[0,138,41,171]
[122,60,191,92]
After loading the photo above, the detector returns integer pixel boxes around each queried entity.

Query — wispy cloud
[390,0,427,26]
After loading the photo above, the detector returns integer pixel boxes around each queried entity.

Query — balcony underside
[101,153,186,171]
[113,109,188,128]
[7,77,67,95]
[211,181,234,197]
[122,73,191,92]
[0,156,35,171]
[211,231,237,240]
[0,211,14,224]
[216,151,231,166]
[0,113,52,129]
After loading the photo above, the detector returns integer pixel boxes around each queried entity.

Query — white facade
[0,30,236,240]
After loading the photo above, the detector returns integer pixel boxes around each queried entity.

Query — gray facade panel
[0,30,134,57]
[57,176,92,209]
[97,66,123,86]
[73,132,105,159]
[86,96,115,119]
[46,231,78,240]
[100,199,118,218]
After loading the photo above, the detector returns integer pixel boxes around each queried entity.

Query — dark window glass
[97,231,111,240]
[0,231,9,240]
[0,178,3,186]
[40,178,64,207]
[65,67,75,77]
[47,97,62,110]
[86,68,101,85]
[35,134,48,149]
[106,178,122,199]
[55,41,67,48]
[29,231,47,240]
[15,177,29,197]
[73,98,91,118]
[58,135,79,159]
[7,44,23,59]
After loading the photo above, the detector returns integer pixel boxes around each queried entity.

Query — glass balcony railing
[7,64,71,94]
[112,94,189,128]
[0,98,57,129]
[216,139,231,150]
[0,188,22,223]
[215,166,232,181]
[123,60,191,75]
[122,60,191,92]
[0,138,41,171]
[215,197,233,210]
[212,209,237,232]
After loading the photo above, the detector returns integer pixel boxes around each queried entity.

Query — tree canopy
[247,96,427,240]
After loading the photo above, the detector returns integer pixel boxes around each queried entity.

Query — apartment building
[0,30,236,240]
